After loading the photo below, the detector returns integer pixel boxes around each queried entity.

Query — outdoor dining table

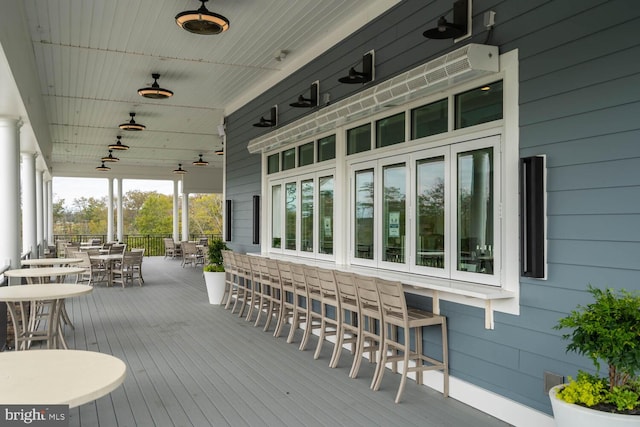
[89,254,123,286]
[3,266,86,284]
[21,258,83,268]
[0,349,126,408]
[0,283,92,350]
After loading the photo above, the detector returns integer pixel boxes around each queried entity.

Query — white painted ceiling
[5,0,398,179]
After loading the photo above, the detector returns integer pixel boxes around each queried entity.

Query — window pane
[301,179,314,252]
[455,80,503,129]
[282,148,296,171]
[267,154,279,174]
[318,135,336,162]
[271,185,281,248]
[347,124,371,155]
[299,142,314,167]
[457,147,494,274]
[355,169,374,259]
[319,176,334,255]
[416,157,445,268]
[412,99,448,139]
[285,182,297,250]
[383,164,406,263]
[376,112,405,148]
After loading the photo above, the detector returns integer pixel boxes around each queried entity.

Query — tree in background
[189,194,223,236]
[134,193,173,235]
[123,190,157,234]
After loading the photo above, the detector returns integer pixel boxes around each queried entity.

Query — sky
[53,177,173,208]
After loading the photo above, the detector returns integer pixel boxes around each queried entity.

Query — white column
[107,178,114,242]
[181,189,189,242]
[173,179,179,241]
[46,179,54,243]
[116,178,124,242]
[0,118,23,272]
[36,169,44,255]
[20,152,37,258]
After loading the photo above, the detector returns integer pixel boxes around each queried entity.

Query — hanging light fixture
[138,73,174,99]
[108,136,129,151]
[173,164,188,174]
[215,146,224,155]
[119,113,146,131]
[290,81,319,108]
[422,0,470,40]
[192,154,209,166]
[101,150,120,163]
[96,161,111,171]
[175,0,230,35]
[252,105,278,127]
[338,51,374,84]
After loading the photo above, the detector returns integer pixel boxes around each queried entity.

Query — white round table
[0,349,126,408]
[21,258,83,267]
[4,266,86,284]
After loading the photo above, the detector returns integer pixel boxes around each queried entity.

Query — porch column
[46,179,53,244]
[36,169,44,256]
[107,178,114,242]
[0,118,22,272]
[116,178,123,242]
[173,179,179,242]
[20,152,37,259]
[181,191,189,241]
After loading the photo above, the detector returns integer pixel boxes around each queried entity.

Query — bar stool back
[332,271,361,370]
[352,274,384,385]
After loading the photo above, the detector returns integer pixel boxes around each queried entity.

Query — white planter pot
[203,271,226,305]
[549,385,640,427]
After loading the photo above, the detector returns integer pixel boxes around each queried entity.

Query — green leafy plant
[204,239,228,272]
[554,285,640,414]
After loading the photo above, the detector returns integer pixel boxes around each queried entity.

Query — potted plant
[202,239,228,304]
[550,285,640,426]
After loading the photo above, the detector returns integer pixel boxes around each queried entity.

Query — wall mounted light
[119,113,146,131]
[290,81,319,108]
[338,51,374,84]
[423,0,470,40]
[101,150,120,163]
[109,136,129,151]
[173,164,188,174]
[175,0,230,35]
[253,105,278,127]
[138,73,173,99]
[96,161,111,171]
[192,154,209,166]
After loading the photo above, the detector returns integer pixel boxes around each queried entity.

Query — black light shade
[173,164,187,174]
[108,136,129,151]
[101,150,120,163]
[215,146,224,155]
[423,0,469,40]
[119,113,146,131]
[338,51,374,84]
[96,161,111,171]
[290,81,319,108]
[175,0,230,35]
[192,154,209,166]
[253,105,278,127]
[138,73,173,99]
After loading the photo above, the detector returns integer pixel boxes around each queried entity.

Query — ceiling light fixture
[96,161,111,171]
[215,145,224,155]
[108,136,129,151]
[119,113,146,131]
[252,105,278,127]
[173,164,188,174]
[192,154,209,166]
[138,73,174,99]
[338,51,374,84]
[101,150,120,162]
[175,0,230,35]
[290,81,319,108]
[423,0,470,40]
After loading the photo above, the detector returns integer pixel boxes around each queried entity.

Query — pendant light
[109,136,129,151]
[119,113,146,131]
[215,146,224,155]
[173,164,188,174]
[175,0,230,35]
[96,161,111,171]
[192,154,209,166]
[138,73,173,99]
[101,150,120,163]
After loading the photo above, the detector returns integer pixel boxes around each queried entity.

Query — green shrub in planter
[554,285,640,414]
[204,239,228,272]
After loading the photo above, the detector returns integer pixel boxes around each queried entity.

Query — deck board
[53,256,512,427]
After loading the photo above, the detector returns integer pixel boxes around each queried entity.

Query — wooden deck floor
[59,256,511,427]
